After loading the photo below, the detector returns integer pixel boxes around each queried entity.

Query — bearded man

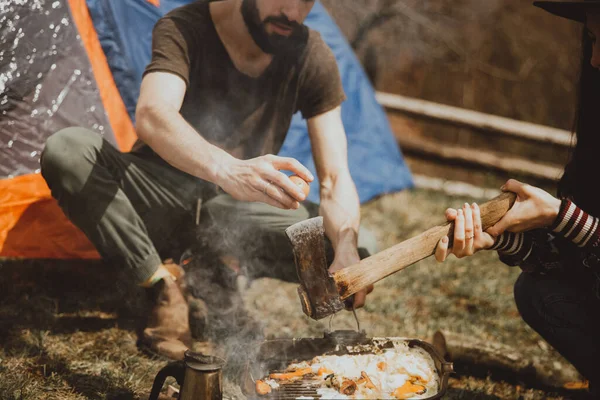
[40,0,377,360]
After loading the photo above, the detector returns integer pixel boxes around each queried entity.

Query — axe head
[285,217,344,320]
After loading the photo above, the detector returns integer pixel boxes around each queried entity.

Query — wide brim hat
[534,0,600,22]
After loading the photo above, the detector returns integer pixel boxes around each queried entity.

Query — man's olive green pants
[40,127,377,284]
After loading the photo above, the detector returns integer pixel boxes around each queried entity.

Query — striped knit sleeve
[490,229,562,272]
[490,232,534,261]
[550,199,600,250]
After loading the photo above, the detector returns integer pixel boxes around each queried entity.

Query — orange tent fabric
[68,0,137,152]
[0,0,137,259]
[0,175,98,259]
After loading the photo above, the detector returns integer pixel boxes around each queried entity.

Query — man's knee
[201,194,309,232]
[41,127,102,192]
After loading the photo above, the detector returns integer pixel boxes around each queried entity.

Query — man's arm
[135,72,312,210]
[136,72,228,183]
[307,106,370,308]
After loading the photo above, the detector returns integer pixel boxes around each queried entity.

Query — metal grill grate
[265,378,322,400]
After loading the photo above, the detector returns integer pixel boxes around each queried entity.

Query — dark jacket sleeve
[490,229,563,273]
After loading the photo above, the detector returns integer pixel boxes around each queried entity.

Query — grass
[0,188,587,399]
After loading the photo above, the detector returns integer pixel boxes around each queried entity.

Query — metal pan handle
[327,307,362,333]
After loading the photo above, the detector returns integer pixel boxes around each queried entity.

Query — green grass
[0,188,585,399]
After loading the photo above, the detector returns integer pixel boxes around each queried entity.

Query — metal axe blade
[285,217,345,320]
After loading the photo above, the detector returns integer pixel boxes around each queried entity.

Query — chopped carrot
[360,371,376,389]
[377,361,387,371]
[393,380,426,399]
[317,367,334,376]
[269,367,313,380]
[255,380,271,395]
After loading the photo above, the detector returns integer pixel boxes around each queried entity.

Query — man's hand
[215,154,314,210]
[486,179,561,237]
[328,245,373,309]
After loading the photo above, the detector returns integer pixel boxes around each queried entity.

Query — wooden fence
[376,92,573,188]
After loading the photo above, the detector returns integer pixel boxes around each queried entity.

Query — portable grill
[241,330,453,400]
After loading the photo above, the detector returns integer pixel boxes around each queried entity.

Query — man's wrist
[332,225,359,251]
[210,152,235,186]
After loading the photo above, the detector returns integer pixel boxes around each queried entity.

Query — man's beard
[241,0,309,56]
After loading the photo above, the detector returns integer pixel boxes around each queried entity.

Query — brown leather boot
[139,275,193,361]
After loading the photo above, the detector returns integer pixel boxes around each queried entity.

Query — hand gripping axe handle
[285,192,516,320]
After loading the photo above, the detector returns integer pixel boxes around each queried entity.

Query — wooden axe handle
[333,192,516,300]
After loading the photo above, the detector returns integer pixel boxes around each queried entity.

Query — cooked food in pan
[257,341,439,399]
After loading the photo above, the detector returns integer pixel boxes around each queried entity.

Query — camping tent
[0,0,412,259]
[0,0,136,259]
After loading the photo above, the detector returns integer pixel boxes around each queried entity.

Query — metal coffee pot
[149,350,226,400]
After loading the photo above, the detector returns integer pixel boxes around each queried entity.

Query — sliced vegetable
[255,380,272,395]
[269,367,313,380]
[317,367,334,376]
[360,371,377,389]
[393,379,427,399]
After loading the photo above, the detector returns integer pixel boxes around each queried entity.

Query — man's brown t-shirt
[142,1,346,160]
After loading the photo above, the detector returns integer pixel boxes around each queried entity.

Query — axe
[285,192,516,320]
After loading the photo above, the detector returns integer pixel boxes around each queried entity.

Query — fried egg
[272,342,438,399]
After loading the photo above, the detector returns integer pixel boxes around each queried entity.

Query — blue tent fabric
[86,0,192,120]
[86,0,413,203]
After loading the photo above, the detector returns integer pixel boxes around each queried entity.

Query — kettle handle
[148,361,185,400]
